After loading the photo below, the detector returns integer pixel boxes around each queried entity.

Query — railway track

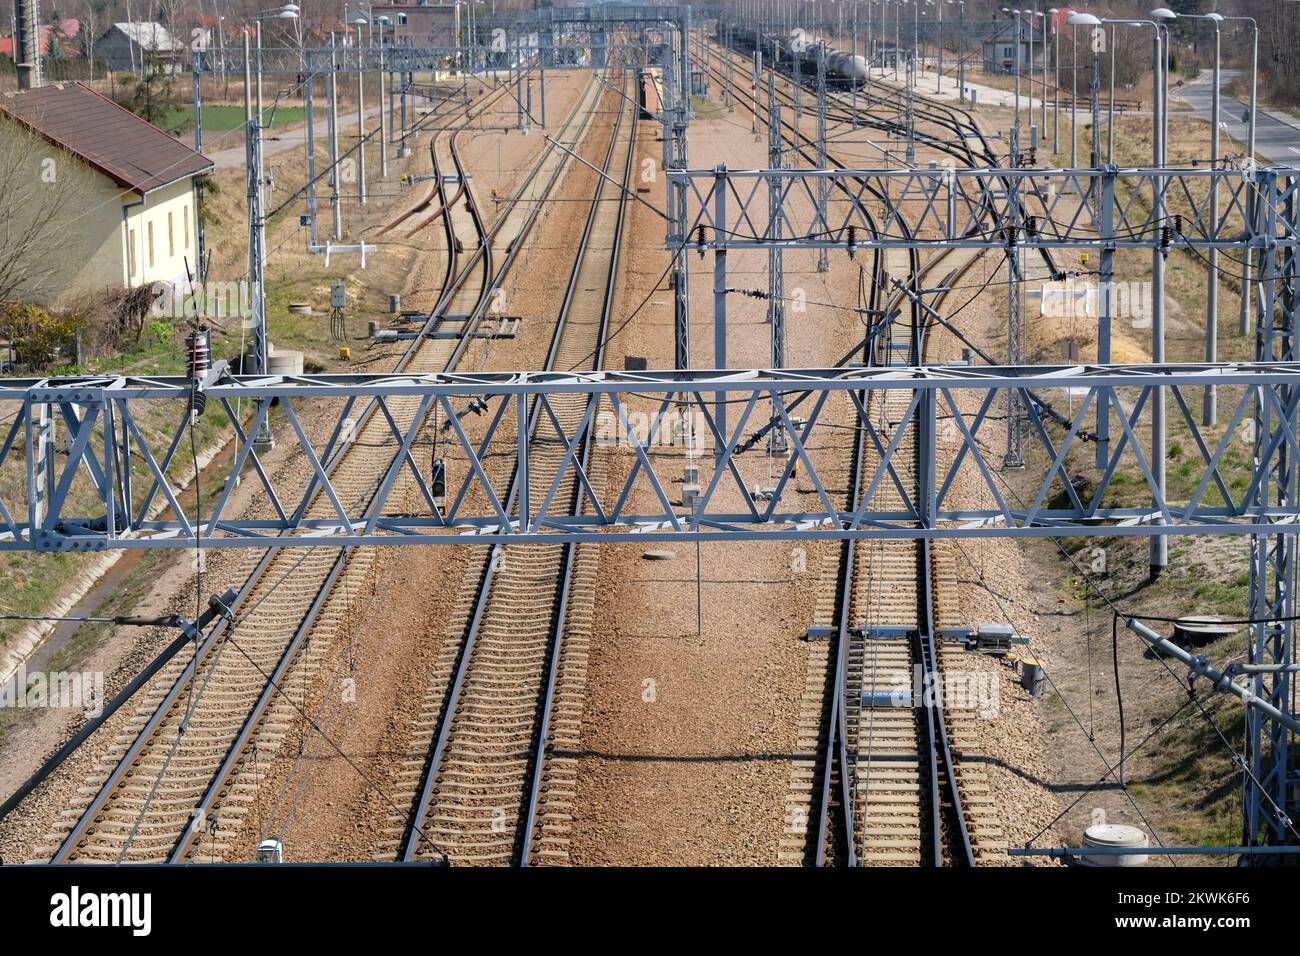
[383,74,638,867]
[36,71,607,865]
[705,38,1006,866]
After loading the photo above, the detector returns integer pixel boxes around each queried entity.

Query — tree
[0,120,101,306]
[80,0,112,80]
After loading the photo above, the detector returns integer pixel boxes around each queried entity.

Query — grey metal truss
[1245,179,1299,848]
[668,165,1299,253]
[767,73,785,371]
[1,363,1299,553]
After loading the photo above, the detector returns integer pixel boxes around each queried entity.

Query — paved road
[202,103,389,170]
[1174,69,1300,166]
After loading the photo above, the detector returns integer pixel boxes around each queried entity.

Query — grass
[159,104,309,136]
[1016,108,1275,851]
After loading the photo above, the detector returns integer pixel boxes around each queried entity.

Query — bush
[85,285,159,353]
[0,303,87,370]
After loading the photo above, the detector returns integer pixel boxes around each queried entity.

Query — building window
[147,222,155,269]
[168,212,175,258]
[128,228,137,277]
[398,13,408,24]
[184,206,190,250]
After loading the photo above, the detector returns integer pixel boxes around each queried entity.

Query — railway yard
[0,4,1297,909]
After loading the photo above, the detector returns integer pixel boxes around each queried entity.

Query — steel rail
[710,37,984,865]
[520,83,638,866]
[398,74,635,865]
[49,76,568,864]
[167,78,611,864]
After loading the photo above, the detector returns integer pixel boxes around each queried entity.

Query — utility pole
[1005,176,1024,468]
[1150,24,1167,574]
[14,0,41,89]
[768,72,786,377]
[816,43,829,272]
[244,30,272,449]
[357,24,367,206]
[329,34,343,241]
[1204,17,1221,426]
[305,49,319,248]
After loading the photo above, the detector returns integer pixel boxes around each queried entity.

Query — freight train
[726,26,872,84]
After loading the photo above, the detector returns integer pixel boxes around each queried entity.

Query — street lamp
[951,0,966,103]
[1222,13,1258,335]
[1000,7,1023,163]
[349,14,370,206]
[243,3,299,450]
[1048,8,1060,152]
[245,4,299,364]
[1151,7,1174,166]
[1155,8,1224,425]
[1070,10,1168,573]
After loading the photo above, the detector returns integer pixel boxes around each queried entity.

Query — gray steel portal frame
[666,163,1299,851]
[1,362,1298,551]
[3,159,1295,846]
[666,165,1292,253]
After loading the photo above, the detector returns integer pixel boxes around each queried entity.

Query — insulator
[430,457,447,501]
[1161,224,1173,249]
[185,327,211,417]
[847,224,857,259]
[1025,216,1039,237]
[1003,225,1018,247]
[696,224,707,259]
[1173,214,1184,235]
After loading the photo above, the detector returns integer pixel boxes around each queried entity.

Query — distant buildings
[0,82,212,305]
[981,19,1044,75]
[92,22,185,74]
[0,18,82,61]
[371,3,462,46]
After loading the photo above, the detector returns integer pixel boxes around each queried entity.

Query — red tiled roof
[0,81,212,194]
[0,20,82,58]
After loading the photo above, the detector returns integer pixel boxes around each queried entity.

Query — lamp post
[895,0,902,79]
[1155,8,1224,425]
[1048,7,1059,152]
[350,13,369,207]
[244,3,299,450]
[936,0,944,93]
[375,14,390,179]
[1223,14,1258,335]
[954,0,965,102]
[1071,11,1167,573]
[1001,8,1022,162]
[1039,9,1049,137]
[1151,7,1173,162]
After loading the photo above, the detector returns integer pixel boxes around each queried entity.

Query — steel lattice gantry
[3,361,1300,550]
[2,162,1296,846]
[668,162,1299,852]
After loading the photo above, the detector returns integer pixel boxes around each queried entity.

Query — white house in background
[0,82,213,305]
[93,22,185,73]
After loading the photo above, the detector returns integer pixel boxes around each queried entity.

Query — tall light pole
[244,3,299,450]
[1039,9,1049,137]
[350,13,369,207]
[954,0,965,102]
[1072,12,1166,573]
[1001,8,1022,162]
[1048,7,1060,152]
[1151,7,1173,164]
[375,14,390,179]
[936,0,944,93]
[1156,8,1225,425]
[1223,14,1258,335]
[1070,14,1077,166]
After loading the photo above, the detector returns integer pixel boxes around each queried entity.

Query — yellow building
[0,81,213,307]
